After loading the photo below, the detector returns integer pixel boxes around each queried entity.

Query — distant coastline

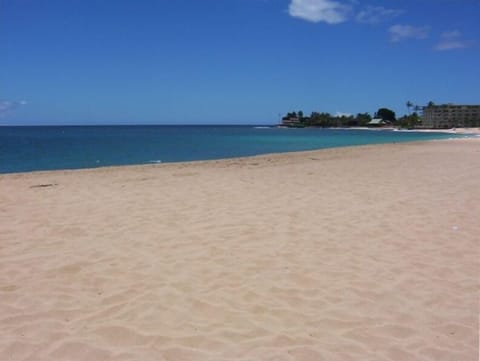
[279,103,480,129]
[0,126,471,174]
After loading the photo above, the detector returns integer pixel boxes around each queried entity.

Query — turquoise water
[0,125,466,173]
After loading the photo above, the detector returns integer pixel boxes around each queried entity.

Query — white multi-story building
[422,104,480,128]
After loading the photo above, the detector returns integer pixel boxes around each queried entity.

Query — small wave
[149,160,162,163]
[253,126,271,129]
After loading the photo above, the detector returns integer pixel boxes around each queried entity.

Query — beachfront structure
[422,104,480,128]
[367,118,387,127]
[280,116,302,127]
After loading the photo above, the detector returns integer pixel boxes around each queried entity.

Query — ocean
[0,125,466,174]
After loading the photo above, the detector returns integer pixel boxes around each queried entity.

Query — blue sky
[1,0,479,125]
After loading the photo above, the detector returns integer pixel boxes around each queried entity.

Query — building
[367,118,387,127]
[280,116,303,127]
[422,104,480,128]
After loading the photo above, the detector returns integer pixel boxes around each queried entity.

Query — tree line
[282,105,421,128]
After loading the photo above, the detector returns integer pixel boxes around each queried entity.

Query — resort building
[422,104,480,128]
[367,118,387,127]
[280,116,303,127]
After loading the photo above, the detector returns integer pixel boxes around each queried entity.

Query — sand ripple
[1,140,479,360]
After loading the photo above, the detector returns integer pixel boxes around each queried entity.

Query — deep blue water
[0,125,466,173]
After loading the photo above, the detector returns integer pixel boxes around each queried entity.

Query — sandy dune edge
[1,139,479,360]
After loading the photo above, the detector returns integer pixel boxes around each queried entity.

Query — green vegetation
[375,108,396,122]
[280,102,456,129]
[406,101,413,115]
[281,107,403,128]
[396,112,421,129]
[281,111,373,128]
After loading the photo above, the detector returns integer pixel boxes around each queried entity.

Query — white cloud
[335,111,352,117]
[356,6,403,24]
[388,24,430,42]
[435,30,473,51]
[0,100,26,117]
[288,0,352,24]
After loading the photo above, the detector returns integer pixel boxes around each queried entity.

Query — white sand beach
[0,139,479,361]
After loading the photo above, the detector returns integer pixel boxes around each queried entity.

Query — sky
[0,0,479,125]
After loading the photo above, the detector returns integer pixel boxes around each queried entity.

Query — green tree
[397,112,420,128]
[375,108,396,122]
[355,112,372,126]
[283,111,297,119]
[408,112,420,128]
[309,112,333,127]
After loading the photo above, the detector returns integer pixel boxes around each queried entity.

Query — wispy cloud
[388,24,430,42]
[0,100,27,117]
[288,0,352,24]
[435,30,473,51]
[356,6,404,24]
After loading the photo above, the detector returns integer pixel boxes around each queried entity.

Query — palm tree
[406,101,413,115]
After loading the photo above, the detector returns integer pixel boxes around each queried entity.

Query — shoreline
[280,125,480,135]
[394,127,480,134]
[1,136,477,177]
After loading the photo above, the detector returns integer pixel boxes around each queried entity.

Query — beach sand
[1,139,479,360]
